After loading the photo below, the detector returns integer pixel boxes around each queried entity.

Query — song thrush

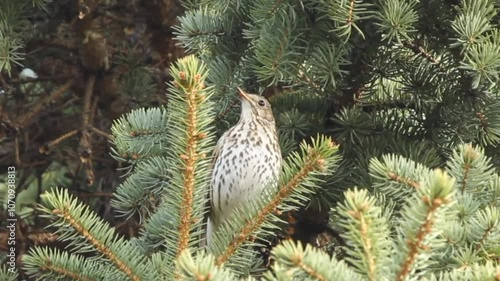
[207,87,281,246]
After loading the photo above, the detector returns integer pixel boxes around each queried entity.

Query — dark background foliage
[0,1,184,278]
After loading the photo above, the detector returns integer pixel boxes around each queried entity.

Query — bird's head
[238,87,275,125]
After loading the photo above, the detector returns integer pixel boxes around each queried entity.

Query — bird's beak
[237,87,251,102]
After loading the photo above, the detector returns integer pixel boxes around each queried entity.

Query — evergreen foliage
[13,54,500,280]
[0,265,17,281]
[14,55,340,279]
[2,0,500,279]
[175,0,500,211]
[0,0,52,75]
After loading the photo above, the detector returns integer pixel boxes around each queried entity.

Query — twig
[39,130,79,154]
[403,40,440,65]
[9,75,75,84]
[347,0,355,24]
[298,69,323,94]
[15,136,21,167]
[84,160,94,186]
[82,76,95,128]
[90,126,114,141]
[79,75,96,186]
[15,79,75,129]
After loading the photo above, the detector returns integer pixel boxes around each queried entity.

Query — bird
[207,87,282,247]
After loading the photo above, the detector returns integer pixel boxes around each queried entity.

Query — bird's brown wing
[211,133,226,168]
[201,132,229,247]
[208,132,228,221]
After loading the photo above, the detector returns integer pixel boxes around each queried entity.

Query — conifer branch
[460,164,471,192]
[176,72,206,258]
[14,135,21,166]
[37,189,142,281]
[337,188,391,281]
[396,202,440,280]
[175,249,244,281]
[297,68,322,94]
[371,149,432,204]
[395,170,454,281]
[269,240,363,280]
[23,247,104,280]
[459,144,477,192]
[270,0,285,17]
[472,206,498,252]
[403,40,440,65]
[270,29,289,73]
[161,56,215,279]
[476,223,494,251]
[296,260,328,281]
[110,107,170,166]
[48,213,138,280]
[388,172,420,190]
[354,212,376,279]
[0,264,18,281]
[82,75,95,129]
[90,126,114,141]
[39,130,79,154]
[10,75,75,84]
[79,75,96,185]
[347,0,355,25]
[15,79,74,129]
[37,263,89,281]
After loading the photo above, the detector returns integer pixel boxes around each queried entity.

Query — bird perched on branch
[207,87,281,247]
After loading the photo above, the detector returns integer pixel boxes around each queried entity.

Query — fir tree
[1,0,499,280]
[18,55,340,279]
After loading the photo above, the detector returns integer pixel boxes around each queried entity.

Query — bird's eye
[258,100,266,107]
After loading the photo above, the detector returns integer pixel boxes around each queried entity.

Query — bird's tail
[205,217,215,248]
